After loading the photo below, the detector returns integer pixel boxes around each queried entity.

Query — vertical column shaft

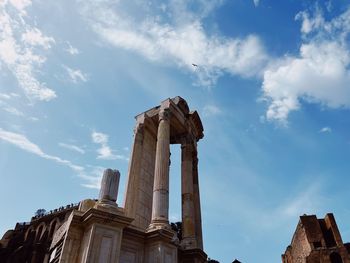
[123,122,144,219]
[181,140,197,249]
[193,152,203,250]
[150,109,170,225]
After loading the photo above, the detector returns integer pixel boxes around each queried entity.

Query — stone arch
[24,226,35,241]
[35,222,47,242]
[48,218,60,239]
[330,252,343,263]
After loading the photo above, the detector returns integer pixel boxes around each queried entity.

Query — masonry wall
[290,224,312,263]
[133,128,157,230]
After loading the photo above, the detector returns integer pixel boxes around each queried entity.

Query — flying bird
[192,63,198,67]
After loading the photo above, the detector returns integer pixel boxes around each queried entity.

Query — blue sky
[1,0,350,262]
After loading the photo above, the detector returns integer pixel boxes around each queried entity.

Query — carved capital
[159,108,170,122]
[134,122,144,136]
[180,133,195,147]
[134,122,145,143]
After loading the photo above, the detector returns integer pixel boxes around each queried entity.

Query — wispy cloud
[203,104,222,117]
[80,0,269,87]
[77,166,104,189]
[65,42,80,55]
[0,0,56,101]
[92,131,128,161]
[63,65,88,83]
[3,106,24,116]
[0,128,83,172]
[0,93,20,100]
[0,93,11,100]
[319,126,332,133]
[58,142,85,154]
[253,0,260,7]
[0,128,108,189]
[262,6,350,124]
[21,28,54,49]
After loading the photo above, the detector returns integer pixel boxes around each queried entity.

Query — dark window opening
[330,252,343,263]
[313,241,322,248]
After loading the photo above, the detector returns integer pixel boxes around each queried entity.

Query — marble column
[150,108,171,227]
[193,151,203,250]
[99,169,120,203]
[181,139,197,249]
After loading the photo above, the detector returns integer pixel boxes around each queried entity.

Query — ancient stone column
[181,139,197,249]
[193,152,204,250]
[99,169,120,204]
[150,108,170,227]
[123,121,144,219]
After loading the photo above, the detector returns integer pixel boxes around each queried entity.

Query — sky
[1,0,350,262]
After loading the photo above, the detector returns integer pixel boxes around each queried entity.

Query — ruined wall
[282,214,350,263]
[290,224,312,263]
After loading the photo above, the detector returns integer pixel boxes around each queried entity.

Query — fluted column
[193,150,203,250]
[181,138,197,249]
[150,108,171,227]
[95,168,121,212]
[99,169,120,203]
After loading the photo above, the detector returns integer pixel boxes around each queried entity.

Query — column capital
[133,122,144,145]
[159,108,171,122]
[180,134,195,147]
[134,121,144,135]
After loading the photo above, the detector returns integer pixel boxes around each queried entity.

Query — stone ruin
[1,96,350,263]
[0,96,206,263]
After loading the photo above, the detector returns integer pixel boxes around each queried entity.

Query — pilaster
[123,121,145,222]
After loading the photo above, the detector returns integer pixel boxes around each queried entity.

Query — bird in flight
[192,63,198,67]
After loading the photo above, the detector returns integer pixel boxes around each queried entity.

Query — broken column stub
[95,169,120,213]
[99,168,120,202]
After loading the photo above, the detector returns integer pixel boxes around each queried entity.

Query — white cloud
[202,104,222,117]
[92,131,128,161]
[63,65,88,83]
[0,128,83,172]
[92,131,108,144]
[77,166,104,189]
[3,106,24,116]
[22,28,55,49]
[28,116,39,121]
[0,1,56,101]
[65,42,80,55]
[59,142,85,154]
[80,0,269,87]
[253,0,260,7]
[262,7,350,124]
[9,0,31,14]
[0,128,109,189]
[0,93,11,100]
[295,8,325,34]
[319,127,332,133]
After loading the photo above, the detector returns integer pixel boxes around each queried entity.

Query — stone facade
[282,214,350,263]
[0,97,207,263]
